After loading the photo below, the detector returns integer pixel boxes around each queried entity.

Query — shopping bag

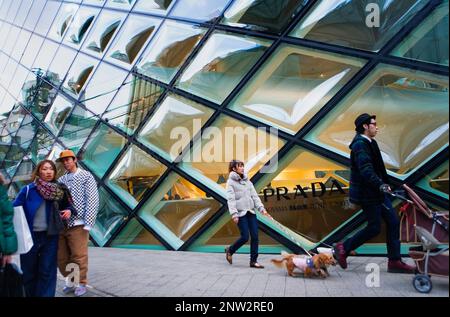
[0,263,26,297]
[13,206,33,255]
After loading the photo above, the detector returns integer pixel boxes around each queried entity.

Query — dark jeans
[229,212,259,263]
[343,194,401,260]
[20,231,58,297]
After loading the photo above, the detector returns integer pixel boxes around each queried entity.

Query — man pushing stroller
[333,113,415,274]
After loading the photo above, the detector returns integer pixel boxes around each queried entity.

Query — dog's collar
[306,257,314,268]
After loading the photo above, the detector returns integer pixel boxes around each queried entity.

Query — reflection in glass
[255,146,356,242]
[29,127,55,163]
[47,3,80,42]
[62,53,98,96]
[222,0,307,33]
[91,187,129,247]
[3,143,24,177]
[102,75,163,135]
[20,35,44,69]
[106,15,162,67]
[133,0,174,13]
[392,1,449,66]
[177,32,271,104]
[21,74,58,120]
[290,0,427,52]
[63,7,98,47]
[306,65,449,177]
[81,62,128,115]
[11,160,34,190]
[138,93,214,162]
[34,1,62,36]
[14,117,38,151]
[106,145,167,209]
[82,10,123,56]
[43,95,75,135]
[110,218,166,249]
[82,123,127,178]
[138,172,222,249]
[170,0,231,22]
[105,0,136,10]
[32,40,60,74]
[136,21,206,84]
[59,105,98,154]
[230,45,364,134]
[417,161,449,198]
[46,46,78,87]
[180,115,285,195]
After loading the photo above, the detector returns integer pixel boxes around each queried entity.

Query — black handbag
[0,262,26,297]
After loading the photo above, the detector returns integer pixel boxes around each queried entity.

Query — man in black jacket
[333,113,415,273]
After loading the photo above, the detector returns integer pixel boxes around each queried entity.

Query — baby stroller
[393,184,449,293]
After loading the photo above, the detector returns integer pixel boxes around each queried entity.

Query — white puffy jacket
[226,171,265,218]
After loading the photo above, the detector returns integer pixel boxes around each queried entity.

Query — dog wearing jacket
[271,251,336,278]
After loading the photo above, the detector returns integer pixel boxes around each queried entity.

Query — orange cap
[56,149,76,162]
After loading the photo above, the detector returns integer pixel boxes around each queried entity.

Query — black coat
[348,134,390,206]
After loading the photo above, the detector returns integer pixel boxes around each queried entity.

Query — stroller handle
[385,191,414,204]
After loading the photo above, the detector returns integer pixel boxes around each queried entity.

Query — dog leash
[268,217,314,257]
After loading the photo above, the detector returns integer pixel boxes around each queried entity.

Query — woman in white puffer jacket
[224,160,271,268]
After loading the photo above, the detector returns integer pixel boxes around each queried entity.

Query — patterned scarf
[35,178,65,201]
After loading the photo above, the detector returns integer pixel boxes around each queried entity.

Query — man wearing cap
[56,149,99,296]
[333,114,415,274]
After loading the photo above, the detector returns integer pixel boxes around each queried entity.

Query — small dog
[271,251,336,278]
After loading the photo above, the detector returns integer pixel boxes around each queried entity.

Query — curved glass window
[43,95,75,136]
[34,1,62,36]
[105,14,162,67]
[222,0,308,33]
[170,0,231,23]
[133,0,174,14]
[32,40,59,74]
[177,31,272,104]
[105,0,136,10]
[305,65,449,178]
[91,187,129,247]
[82,123,128,178]
[179,114,285,195]
[290,0,428,52]
[46,46,78,87]
[59,105,98,154]
[137,93,214,162]
[136,21,206,84]
[392,0,449,66]
[62,53,98,96]
[137,172,222,249]
[63,7,98,47]
[110,218,166,249]
[106,145,167,209]
[47,3,80,42]
[102,75,164,135]
[229,44,364,134]
[82,10,123,56]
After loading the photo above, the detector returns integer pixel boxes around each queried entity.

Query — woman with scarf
[224,160,272,269]
[13,160,72,297]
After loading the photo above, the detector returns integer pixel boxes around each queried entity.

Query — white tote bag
[13,186,34,255]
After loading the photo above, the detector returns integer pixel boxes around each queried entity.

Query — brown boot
[388,260,416,274]
[225,247,232,264]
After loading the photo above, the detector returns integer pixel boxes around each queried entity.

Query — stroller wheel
[413,274,432,293]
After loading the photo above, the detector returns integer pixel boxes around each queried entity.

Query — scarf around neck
[35,177,65,201]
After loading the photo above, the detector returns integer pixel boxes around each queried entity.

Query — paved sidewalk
[56,247,448,297]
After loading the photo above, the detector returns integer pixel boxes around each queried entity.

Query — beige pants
[58,225,90,285]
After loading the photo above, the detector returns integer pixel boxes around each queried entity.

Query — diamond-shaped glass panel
[43,95,75,136]
[392,0,449,66]
[229,44,365,134]
[102,75,164,135]
[176,31,272,104]
[106,145,167,209]
[91,187,129,247]
[82,123,127,178]
[137,93,215,162]
[110,217,166,249]
[137,172,222,249]
[416,161,449,199]
[290,0,428,52]
[179,114,285,195]
[305,65,449,178]
[136,21,207,84]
